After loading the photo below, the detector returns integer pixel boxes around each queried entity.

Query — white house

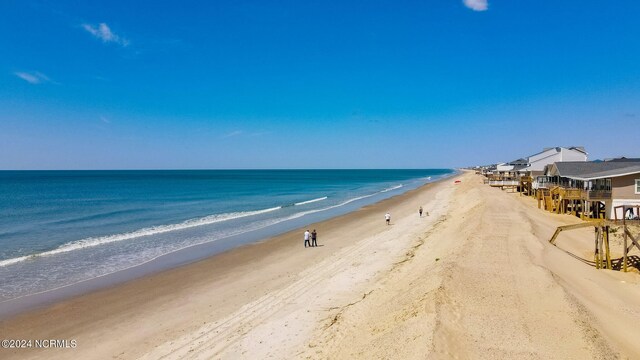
[495,162,514,172]
[527,146,588,174]
[486,147,589,190]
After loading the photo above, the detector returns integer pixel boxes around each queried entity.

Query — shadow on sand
[559,249,640,272]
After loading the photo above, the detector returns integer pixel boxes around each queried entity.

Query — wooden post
[598,226,604,269]
[579,200,582,219]
[560,199,563,214]
[604,226,612,270]
[558,198,562,214]
[594,227,601,269]
[600,227,605,269]
[585,201,589,219]
[623,223,628,272]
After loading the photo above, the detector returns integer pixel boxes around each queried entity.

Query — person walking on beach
[304,230,311,248]
[385,212,391,225]
[419,206,423,217]
[311,229,318,247]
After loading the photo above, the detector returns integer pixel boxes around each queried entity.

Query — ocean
[0,169,453,301]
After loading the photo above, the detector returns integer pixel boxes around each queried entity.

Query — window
[636,179,640,194]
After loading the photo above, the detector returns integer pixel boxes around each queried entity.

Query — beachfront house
[487,159,528,189]
[544,159,640,219]
[527,147,588,175]
[483,147,588,195]
[518,146,588,196]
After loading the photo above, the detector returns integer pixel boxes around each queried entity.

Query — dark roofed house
[509,158,529,166]
[606,157,640,163]
[546,159,640,219]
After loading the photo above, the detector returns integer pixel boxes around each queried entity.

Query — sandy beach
[2,171,640,359]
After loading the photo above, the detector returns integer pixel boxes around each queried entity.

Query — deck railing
[585,190,612,200]
[549,187,612,200]
[489,180,520,187]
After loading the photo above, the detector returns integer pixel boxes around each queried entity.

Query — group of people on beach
[385,206,428,226]
[304,206,429,246]
[304,229,318,248]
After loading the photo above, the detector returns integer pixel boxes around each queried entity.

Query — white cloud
[14,71,51,84]
[82,23,130,46]
[249,131,272,137]
[100,116,111,124]
[222,130,243,138]
[463,0,488,11]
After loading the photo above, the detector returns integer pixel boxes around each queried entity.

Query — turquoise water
[0,169,452,300]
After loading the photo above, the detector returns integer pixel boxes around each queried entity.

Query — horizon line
[0,167,458,171]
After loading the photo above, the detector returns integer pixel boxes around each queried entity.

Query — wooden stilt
[594,227,601,269]
[579,200,582,219]
[623,223,628,272]
[585,201,589,219]
[600,228,604,268]
[600,228,604,269]
[598,227,604,269]
[559,199,563,214]
[604,226,612,270]
[550,220,638,272]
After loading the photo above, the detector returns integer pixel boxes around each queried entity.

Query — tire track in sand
[143,216,408,359]
[430,182,615,360]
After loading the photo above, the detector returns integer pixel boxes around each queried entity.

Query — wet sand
[2,171,640,359]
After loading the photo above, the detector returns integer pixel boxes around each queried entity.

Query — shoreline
[0,172,456,348]
[0,171,456,318]
[3,171,638,359]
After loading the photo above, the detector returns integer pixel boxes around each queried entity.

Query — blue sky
[1,0,639,169]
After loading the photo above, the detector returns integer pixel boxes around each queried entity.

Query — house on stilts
[541,159,640,220]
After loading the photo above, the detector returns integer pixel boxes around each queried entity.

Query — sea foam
[0,185,407,269]
[294,196,328,206]
[0,206,281,268]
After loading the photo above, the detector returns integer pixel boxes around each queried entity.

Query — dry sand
[2,171,640,359]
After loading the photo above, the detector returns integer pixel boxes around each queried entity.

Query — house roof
[606,157,640,162]
[529,146,588,159]
[551,160,640,180]
[508,158,529,166]
[569,146,587,154]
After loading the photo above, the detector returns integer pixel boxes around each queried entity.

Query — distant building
[527,146,588,174]
[495,147,588,177]
[604,157,640,163]
[481,147,590,194]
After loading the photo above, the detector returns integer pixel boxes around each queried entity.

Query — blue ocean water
[0,169,453,301]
